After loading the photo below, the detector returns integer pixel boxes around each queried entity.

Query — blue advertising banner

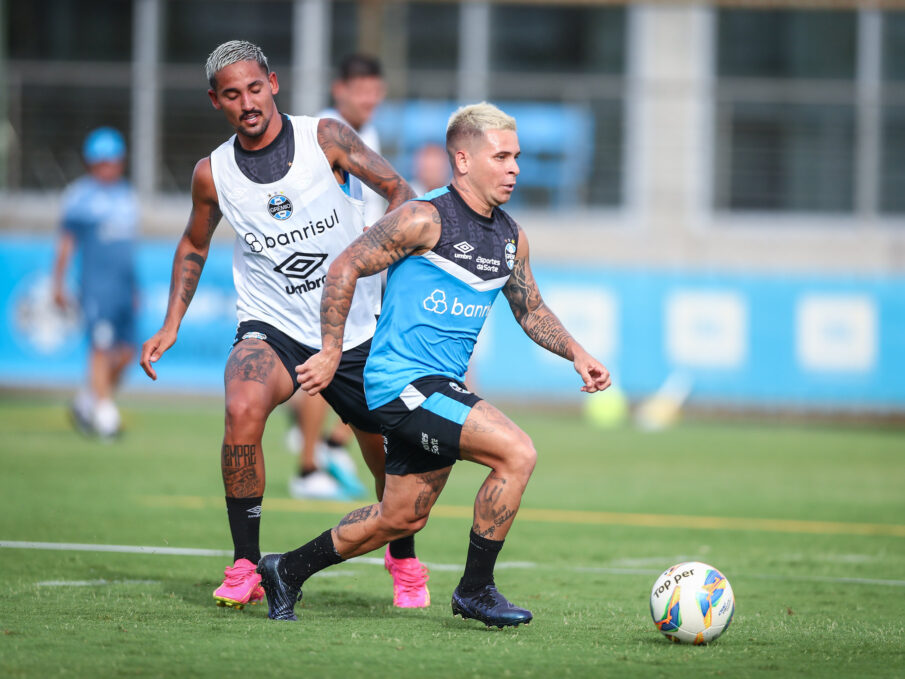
[2,236,903,411]
[0,237,237,394]
[475,267,905,411]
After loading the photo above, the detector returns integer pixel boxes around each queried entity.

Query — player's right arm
[295,200,441,394]
[317,118,416,215]
[139,158,222,380]
[51,230,75,310]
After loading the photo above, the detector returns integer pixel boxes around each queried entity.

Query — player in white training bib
[140,40,431,612]
[209,112,380,349]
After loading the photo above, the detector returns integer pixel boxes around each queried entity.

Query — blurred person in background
[52,127,138,440]
[409,142,451,196]
[286,53,388,502]
[139,40,430,611]
[322,53,387,225]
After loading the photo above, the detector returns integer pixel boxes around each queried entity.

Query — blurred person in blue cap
[52,126,139,439]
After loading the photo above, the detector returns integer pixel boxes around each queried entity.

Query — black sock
[279,529,343,590]
[225,496,262,564]
[458,529,504,593]
[388,534,416,560]
[324,434,346,448]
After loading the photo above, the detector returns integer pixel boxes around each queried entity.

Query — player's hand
[296,348,342,396]
[574,348,611,393]
[140,327,178,380]
[52,286,68,312]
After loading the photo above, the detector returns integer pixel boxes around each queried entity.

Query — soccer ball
[649,561,735,644]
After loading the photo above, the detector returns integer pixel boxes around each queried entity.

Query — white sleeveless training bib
[209,115,380,350]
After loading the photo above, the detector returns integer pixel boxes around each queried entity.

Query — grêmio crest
[267,192,293,220]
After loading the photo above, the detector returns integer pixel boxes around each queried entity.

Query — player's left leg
[451,399,537,628]
[109,342,134,390]
[287,391,348,500]
[88,342,135,439]
[214,338,295,609]
[88,305,136,439]
[319,417,367,498]
[320,419,361,491]
[85,311,131,438]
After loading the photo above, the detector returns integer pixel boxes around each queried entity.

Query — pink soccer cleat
[384,547,430,608]
[249,584,265,604]
[213,558,263,609]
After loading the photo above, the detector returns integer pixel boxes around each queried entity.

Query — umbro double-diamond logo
[273,252,328,279]
[453,241,474,261]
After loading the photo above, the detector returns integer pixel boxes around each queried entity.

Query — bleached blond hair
[446,102,517,153]
[205,40,269,89]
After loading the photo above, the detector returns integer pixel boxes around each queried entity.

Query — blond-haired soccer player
[257,102,611,626]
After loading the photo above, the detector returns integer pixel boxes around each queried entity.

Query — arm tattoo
[320,202,435,350]
[319,119,415,209]
[206,203,222,239]
[170,199,216,309]
[504,255,575,360]
[177,252,205,307]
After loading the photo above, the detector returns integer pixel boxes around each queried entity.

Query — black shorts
[371,375,482,476]
[233,320,380,434]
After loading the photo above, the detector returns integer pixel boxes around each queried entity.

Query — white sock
[93,399,121,436]
[74,389,94,416]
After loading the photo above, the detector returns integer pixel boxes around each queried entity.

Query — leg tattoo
[222,443,260,497]
[413,468,451,516]
[225,343,276,385]
[473,472,516,539]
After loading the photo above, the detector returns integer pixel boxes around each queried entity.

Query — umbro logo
[273,252,328,279]
[453,241,474,260]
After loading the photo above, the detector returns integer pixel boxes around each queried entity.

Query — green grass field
[1,393,903,678]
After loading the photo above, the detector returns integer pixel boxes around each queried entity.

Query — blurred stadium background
[1,0,904,416]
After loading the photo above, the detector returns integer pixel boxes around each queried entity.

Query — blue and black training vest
[364,185,520,409]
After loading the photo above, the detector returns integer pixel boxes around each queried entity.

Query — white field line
[4,540,905,588]
[37,572,355,587]
[37,579,159,587]
[0,541,232,557]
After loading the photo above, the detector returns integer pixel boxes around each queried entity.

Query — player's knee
[381,509,429,537]
[224,394,268,432]
[408,513,430,533]
[507,433,537,480]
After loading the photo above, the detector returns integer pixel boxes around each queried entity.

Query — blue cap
[83,127,126,164]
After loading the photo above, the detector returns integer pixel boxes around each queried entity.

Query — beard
[238,111,270,138]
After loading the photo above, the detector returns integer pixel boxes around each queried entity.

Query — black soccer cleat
[256,553,302,621]
[451,584,533,629]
